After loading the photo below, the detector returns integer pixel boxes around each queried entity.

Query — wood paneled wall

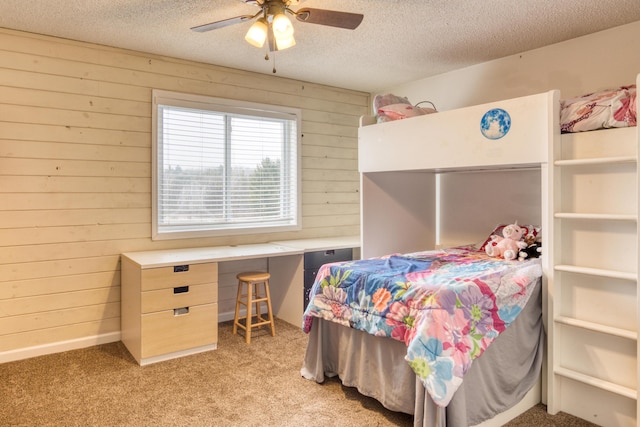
[0,28,367,360]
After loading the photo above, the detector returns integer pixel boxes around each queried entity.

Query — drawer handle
[173,286,189,294]
[174,307,189,316]
[325,250,335,256]
[173,265,190,273]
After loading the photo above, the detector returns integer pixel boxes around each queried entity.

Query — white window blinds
[152,91,300,240]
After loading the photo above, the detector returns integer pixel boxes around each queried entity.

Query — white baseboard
[218,310,236,323]
[1,310,269,364]
[0,331,121,364]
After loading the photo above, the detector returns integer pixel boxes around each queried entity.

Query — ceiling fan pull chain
[263,45,276,73]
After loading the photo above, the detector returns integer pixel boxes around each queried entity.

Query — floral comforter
[302,246,543,407]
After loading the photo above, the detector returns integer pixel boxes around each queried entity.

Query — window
[152,90,301,240]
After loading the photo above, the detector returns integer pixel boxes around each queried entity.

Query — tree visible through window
[152,91,300,240]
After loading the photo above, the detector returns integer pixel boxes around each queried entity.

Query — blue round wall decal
[480,108,511,140]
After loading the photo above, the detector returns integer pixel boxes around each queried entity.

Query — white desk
[121,236,360,364]
[122,236,359,323]
[271,236,360,253]
[122,242,304,269]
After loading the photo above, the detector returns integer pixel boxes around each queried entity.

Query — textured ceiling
[1,0,640,93]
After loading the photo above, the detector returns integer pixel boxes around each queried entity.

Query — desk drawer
[141,262,218,291]
[141,283,217,313]
[304,248,353,269]
[141,303,218,358]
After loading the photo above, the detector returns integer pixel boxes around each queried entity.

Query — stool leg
[245,280,253,344]
[264,280,276,337]
[233,279,243,335]
[254,281,262,324]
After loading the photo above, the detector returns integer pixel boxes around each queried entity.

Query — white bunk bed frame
[355,74,639,427]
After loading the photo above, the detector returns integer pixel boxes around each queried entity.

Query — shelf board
[555,156,636,167]
[555,367,637,400]
[555,316,637,340]
[554,212,637,221]
[554,264,637,281]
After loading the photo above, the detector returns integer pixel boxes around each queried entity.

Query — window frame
[151,90,302,241]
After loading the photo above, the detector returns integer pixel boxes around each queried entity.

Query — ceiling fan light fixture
[244,17,268,48]
[271,13,294,40]
[275,33,296,50]
[193,2,364,57]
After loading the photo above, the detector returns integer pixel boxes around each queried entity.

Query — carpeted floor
[1,319,596,426]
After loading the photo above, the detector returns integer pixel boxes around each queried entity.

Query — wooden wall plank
[302,192,360,205]
[0,104,150,132]
[301,157,357,171]
[0,158,149,177]
[0,287,120,317]
[302,180,359,193]
[302,145,357,161]
[302,204,360,217]
[0,122,150,147]
[0,256,121,282]
[0,85,150,116]
[302,214,360,229]
[303,169,359,182]
[0,140,150,162]
[0,223,150,246]
[0,273,119,300]
[0,65,151,104]
[0,208,149,228]
[0,193,150,211]
[0,177,150,193]
[0,302,120,335]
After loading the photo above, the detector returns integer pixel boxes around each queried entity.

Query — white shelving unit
[547,112,639,426]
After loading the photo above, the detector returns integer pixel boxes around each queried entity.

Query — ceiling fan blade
[294,8,363,30]
[191,15,255,32]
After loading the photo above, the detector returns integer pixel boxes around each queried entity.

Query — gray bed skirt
[300,280,544,427]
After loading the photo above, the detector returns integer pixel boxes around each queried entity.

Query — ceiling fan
[191,0,364,52]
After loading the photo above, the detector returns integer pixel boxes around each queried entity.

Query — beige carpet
[1,319,596,427]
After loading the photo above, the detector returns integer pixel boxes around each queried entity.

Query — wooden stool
[233,271,276,344]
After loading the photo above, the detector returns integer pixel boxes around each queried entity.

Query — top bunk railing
[358,90,559,173]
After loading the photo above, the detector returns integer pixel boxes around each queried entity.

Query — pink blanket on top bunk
[560,84,636,133]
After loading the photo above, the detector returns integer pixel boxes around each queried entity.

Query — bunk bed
[302,90,557,427]
[301,77,639,427]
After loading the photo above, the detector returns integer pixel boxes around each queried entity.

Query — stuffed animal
[373,93,437,123]
[485,222,528,260]
[518,235,543,261]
